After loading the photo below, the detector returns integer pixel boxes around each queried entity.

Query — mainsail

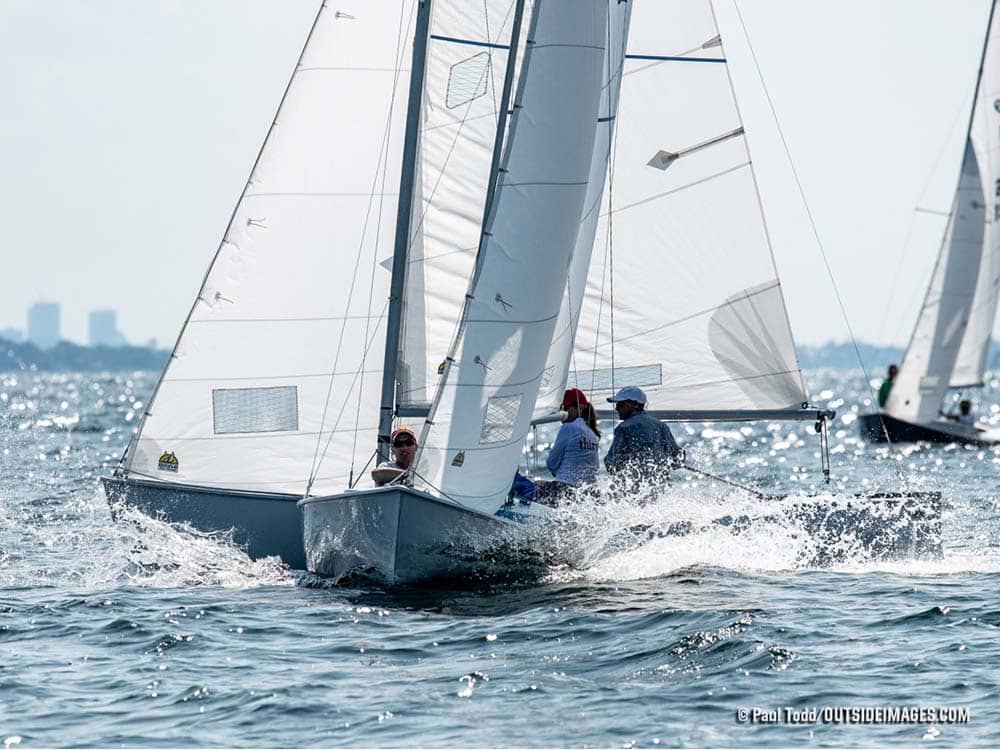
[416,0,613,511]
[887,1,1000,422]
[569,0,808,413]
[124,3,417,495]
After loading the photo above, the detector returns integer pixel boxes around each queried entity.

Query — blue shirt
[604,411,681,476]
[546,418,600,486]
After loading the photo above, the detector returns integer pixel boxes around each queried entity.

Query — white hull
[299,486,547,586]
[102,475,305,568]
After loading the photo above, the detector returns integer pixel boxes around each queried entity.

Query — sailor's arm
[659,422,683,468]
[371,464,404,486]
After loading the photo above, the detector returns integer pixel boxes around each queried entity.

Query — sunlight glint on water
[1,368,999,747]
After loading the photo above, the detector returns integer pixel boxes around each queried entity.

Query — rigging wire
[588,4,628,409]
[310,299,391,487]
[410,0,530,483]
[307,1,413,495]
[396,1,520,395]
[562,1,627,398]
[349,1,414,484]
[730,1,907,484]
[605,4,619,407]
[875,101,969,345]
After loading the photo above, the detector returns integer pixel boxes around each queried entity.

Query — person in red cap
[536,388,601,501]
[372,426,418,487]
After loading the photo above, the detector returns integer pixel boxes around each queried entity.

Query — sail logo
[158,452,179,472]
[451,451,465,467]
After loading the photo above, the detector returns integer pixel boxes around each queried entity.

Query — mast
[413,0,535,471]
[959,1,997,175]
[377,0,433,464]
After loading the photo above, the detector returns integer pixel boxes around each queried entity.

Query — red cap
[390,426,417,445]
[561,388,589,410]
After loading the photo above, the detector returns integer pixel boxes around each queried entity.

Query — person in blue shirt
[539,388,601,501]
[604,386,682,487]
[509,388,601,505]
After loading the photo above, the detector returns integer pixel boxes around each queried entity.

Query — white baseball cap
[607,385,647,405]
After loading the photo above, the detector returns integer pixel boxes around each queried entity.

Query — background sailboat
[861,0,1000,446]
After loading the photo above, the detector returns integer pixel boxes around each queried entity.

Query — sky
[0,0,992,348]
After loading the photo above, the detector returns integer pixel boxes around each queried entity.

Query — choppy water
[2,369,999,747]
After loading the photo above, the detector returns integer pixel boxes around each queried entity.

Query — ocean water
[2,369,999,748]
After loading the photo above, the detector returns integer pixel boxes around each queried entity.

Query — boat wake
[535,479,999,582]
[0,485,294,590]
[106,501,295,589]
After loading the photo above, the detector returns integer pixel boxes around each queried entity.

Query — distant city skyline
[1,302,157,349]
[27,302,60,350]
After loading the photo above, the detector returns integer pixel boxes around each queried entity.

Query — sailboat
[104,0,940,585]
[860,0,1000,447]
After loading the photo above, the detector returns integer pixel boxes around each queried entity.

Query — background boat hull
[858,412,1000,446]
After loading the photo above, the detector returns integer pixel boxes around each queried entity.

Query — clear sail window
[447,52,490,109]
[212,386,299,434]
[480,394,522,444]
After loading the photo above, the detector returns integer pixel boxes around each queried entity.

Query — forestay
[398,0,527,409]
[416,0,609,512]
[124,2,416,494]
[570,0,808,413]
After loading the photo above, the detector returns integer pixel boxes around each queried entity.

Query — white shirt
[546,418,600,486]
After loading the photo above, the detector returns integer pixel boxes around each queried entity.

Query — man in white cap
[604,386,682,481]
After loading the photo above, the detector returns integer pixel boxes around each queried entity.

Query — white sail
[125,2,416,495]
[416,0,610,511]
[567,0,807,413]
[398,1,527,408]
[535,1,632,417]
[888,144,986,422]
[889,3,999,420]
[951,5,1000,389]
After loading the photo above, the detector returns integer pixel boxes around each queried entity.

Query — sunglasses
[392,438,416,448]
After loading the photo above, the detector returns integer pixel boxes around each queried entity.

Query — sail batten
[570,0,806,414]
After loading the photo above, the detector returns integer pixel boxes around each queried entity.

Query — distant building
[88,309,127,347]
[27,302,60,349]
[0,327,23,343]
